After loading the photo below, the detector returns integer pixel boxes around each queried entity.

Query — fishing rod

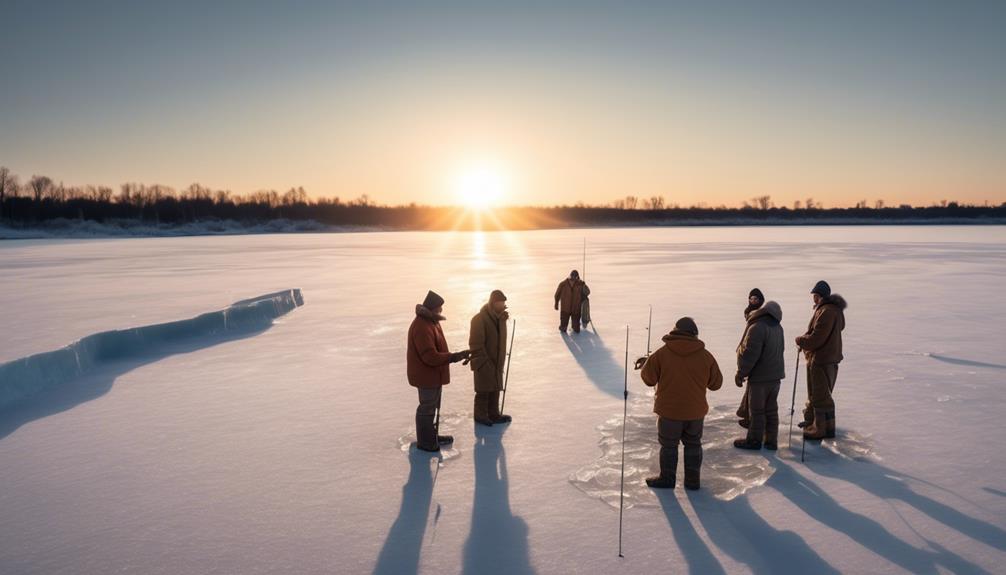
[618,325,629,558]
[500,319,516,414]
[633,305,653,371]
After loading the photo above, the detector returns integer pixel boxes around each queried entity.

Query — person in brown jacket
[469,290,512,426]
[736,288,765,429]
[795,280,847,441]
[554,270,590,333]
[639,317,723,490]
[407,290,470,452]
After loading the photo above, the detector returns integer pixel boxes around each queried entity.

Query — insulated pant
[560,311,581,333]
[475,390,503,420]
[746,380,781,443]
[803,362,838,422]
[657,417,704,479]
[416,387,442,448]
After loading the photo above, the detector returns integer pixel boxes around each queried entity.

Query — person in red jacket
[407,290,470,452]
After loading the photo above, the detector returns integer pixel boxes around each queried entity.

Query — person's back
[639,317,722,490]
[643,332,723,421]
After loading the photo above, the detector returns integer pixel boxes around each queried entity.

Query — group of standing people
[404,273,847,493]
[636,280,847,489]
[406,289,514,452]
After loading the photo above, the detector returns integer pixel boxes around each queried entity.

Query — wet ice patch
[818,430,880,462]
[396,411,468,462]
[570,404,776,508]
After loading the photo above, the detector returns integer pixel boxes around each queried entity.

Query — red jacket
[407,305,453,388]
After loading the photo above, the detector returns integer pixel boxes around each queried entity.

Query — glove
[449,350,470,363]
[735,373,745,387]
[633,356,648,370]
[794,336,805,349]
[554,303,559,311]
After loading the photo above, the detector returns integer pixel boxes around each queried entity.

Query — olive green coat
[469,304,509,393]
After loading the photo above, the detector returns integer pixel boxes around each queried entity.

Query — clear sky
[1,1,1004,207]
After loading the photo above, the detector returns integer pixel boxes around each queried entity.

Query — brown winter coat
[469,304,509,393]
[407,305,452,389]
[641,332,723,421]
[737,301,786,384]
[554,278,588,314]
[796,294,847,365]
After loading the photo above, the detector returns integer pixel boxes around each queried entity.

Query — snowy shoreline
[1,216,1004,239]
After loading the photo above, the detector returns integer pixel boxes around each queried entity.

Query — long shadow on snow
[928,354,1006,370]
[808,455,1006,554]
[687,487,840,574]
[656,491,727,574]
[562,331,624,398]
[769,459,992,574]
[0,327,271,441]
[461,423,535,575]
[372,448,441,575]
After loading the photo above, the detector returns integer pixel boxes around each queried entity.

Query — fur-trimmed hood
[416,304,446,323]
[749,300,783,323]
[817,294,848,311]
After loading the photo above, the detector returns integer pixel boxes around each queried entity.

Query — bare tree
[875,199,885,209]
[624,195,638,209]
[805,197,816,210]
[793,200,802,210]
[649,196,665,210]
[29,175,52,203]
[750,195,772,210]
[0,167,13,220]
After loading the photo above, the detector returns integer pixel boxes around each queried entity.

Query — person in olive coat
[469,290,512,426]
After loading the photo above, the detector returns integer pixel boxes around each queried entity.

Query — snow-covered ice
[0,226,1004,574]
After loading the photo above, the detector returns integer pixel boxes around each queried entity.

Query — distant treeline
[1,167,1003,231]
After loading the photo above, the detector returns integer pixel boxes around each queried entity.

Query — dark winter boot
[488,391,512,424]
[763,431,778,451]
[733,438,762,450]
[803,409,830,441]
[416,414,439,452]
[684,468,700,491]
[437,435,454,445]
[646,476,675,489]
[824,410,836,439]
[474,393,493,426]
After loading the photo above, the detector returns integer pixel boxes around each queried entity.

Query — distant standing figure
[795,281,847,441]
[407,290,470,452]
[736,288,765,428]
[639,317,723,490]
[733,300,786,450]
[554,270,590,333]
[469,290,513,426]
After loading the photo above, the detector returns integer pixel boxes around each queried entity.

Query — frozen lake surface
[1,226,1005,574]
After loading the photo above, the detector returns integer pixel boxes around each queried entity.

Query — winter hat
[749,288,764,302]
[422,290,445,310]
[570,270,580,279]
[490,289,507,303]
[811,280,831,298]
[673,316,699,336]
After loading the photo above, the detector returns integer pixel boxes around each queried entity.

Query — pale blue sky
[1,1,1003,206]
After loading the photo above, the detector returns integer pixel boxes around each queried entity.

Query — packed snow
[0,226,1004,574]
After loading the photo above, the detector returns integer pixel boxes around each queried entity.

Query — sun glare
[452,162,507,210]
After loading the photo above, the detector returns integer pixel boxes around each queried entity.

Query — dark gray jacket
[736,301,786,384]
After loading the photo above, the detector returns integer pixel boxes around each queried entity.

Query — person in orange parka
[639,317,723,490]
[407,290,470,452]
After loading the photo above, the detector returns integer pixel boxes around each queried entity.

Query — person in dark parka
[469,290,512,426]
[407,290,470,452]
[733,300,786,450]
[736,288,765,428]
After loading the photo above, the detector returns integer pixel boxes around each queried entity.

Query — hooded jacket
[641,332,723,421]
[407,305,452,389]
[554,278,589,314]
[796,294,847,365]
[469,303,510,393]
[736,301,786,384]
